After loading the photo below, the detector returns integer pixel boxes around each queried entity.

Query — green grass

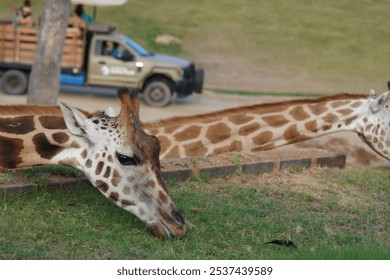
[19,165,83,179]
[0,166,389,259]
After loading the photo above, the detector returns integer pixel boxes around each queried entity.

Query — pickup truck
[0,21,204,107]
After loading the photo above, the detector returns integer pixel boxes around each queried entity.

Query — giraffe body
[145,92,390,161]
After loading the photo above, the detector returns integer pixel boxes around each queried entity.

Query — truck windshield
[124,38,152,57]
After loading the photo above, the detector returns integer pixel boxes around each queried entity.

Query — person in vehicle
[111,42,122,59]
[15,0,34,27]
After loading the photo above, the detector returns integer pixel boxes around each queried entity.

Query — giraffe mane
[143,93,369,128]
[0,104,98,117]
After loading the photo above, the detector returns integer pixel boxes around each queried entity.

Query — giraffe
[144,91,390,162]
[0,88,186,238]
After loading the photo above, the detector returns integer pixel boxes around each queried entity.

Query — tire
[194,68,204,93]
[143,79,172,107]
[0,70,29,95]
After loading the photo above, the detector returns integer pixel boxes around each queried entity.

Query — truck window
[95,39,127,59]
[94,40,105,56]
[124,38,151,57]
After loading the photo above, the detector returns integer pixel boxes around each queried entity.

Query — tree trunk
[27,0,71,105]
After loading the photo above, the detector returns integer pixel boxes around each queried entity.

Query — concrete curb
[162,153,346,181]
[0,152,346,197]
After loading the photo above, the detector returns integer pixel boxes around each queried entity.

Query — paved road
[0,90,287,122]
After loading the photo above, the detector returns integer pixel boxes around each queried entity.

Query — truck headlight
[176,68,184,78]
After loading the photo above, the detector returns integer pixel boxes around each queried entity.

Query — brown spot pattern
[140,193,152,203]
[322,124,332,131]
[252,131,273,146]
[147,180,156,188]
[33,133,64,159]
[158,135,170,155]
[213,140,243,154]
[95,161,104,175]
[0,116,35,135]
[52,132,69,144]
[322,113,338,123]
[345,116,358,126]
[238,123,261,136]
[39,116,67,129]
[205,122,231,144]
[158,191,168,204]
[351,101,363,108]
[109,191,119,202]
[123,186,131,195]
[331,100,350,108]
[228,114,254,125]
[174,125,202,142]
[164,125,180,134]
[147,128,159,135]
[164,146,180,158]
[95,180,109,192]
[183,141,207,156]
[111,170,121,187]
[81,149,87,159]
[289,106,310,121]
[284,124,310,143]
[103,166,111,178]
[70,141,80,148]
[0,136,23,168]
[337,108,353,116]
[304,120,318,133]
[262,115,289,128]
[122,199,135,206]
[308,103,327,115]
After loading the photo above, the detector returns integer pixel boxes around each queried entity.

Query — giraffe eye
[116,152,139,166]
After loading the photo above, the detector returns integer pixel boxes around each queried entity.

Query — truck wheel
[1,70,28,95]
[194,69,204,93]
[143,79,172,107]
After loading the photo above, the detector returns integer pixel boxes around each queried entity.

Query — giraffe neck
[144,94,371,159]
[0,105,87,170]
[0,90,188,238]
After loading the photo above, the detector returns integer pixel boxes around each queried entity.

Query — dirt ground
[1,90,389,168]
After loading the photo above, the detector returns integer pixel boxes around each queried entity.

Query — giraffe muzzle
[150,209,186,238]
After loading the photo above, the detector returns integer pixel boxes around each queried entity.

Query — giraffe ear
[59,102,89,136]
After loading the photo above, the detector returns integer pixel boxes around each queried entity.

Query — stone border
[162,153,346,181]
[0,152,346,197]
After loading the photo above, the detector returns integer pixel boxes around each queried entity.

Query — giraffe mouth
[149,221,174,238]
[149,220,186,238]
[160,221,174,238]
[149,210,186,238]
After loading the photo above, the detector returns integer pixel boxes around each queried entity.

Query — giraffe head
[359,90,390,160]
[59,88,186,238]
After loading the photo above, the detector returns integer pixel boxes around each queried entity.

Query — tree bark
[27,0,71,105]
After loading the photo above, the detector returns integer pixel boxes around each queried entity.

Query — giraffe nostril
[172,210,185,225]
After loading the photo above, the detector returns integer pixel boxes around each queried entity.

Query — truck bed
[0,22,85,71]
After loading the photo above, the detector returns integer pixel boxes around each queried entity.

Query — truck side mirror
[121,50,134,62]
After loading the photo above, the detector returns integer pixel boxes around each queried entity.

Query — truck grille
[183,63,195,79]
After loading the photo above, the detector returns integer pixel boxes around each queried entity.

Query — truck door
[87,39,138,87]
